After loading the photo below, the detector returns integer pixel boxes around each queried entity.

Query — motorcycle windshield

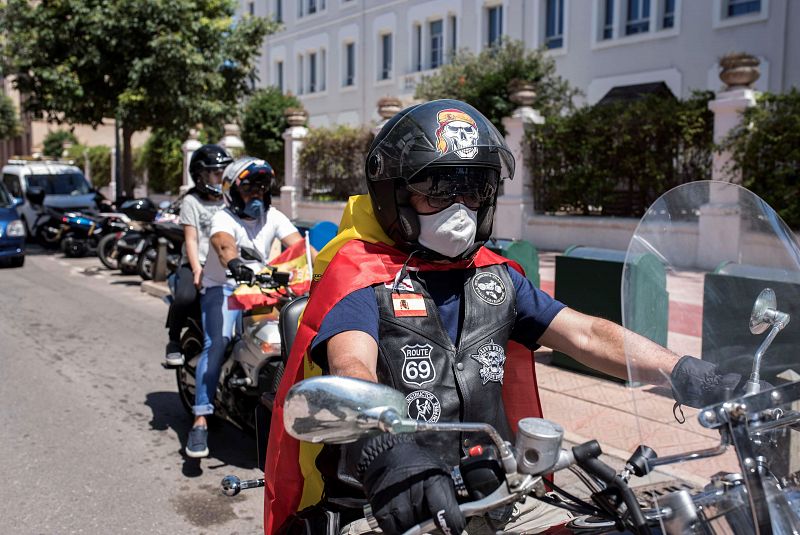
[622,181,800,533]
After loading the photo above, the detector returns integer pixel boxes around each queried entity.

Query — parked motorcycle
[60,211,131,258]
[102,198,160,273]
[175,260,307,461]
[225,181,800,534]
[135,220,184,280]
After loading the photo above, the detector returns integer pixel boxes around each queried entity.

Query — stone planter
[377,97,402,119]
[719,53,760,89]
[508,79,537,107]
[284,107,308,127]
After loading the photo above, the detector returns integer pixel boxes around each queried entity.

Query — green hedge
[298,125,372,201]
[724,89,800,228]
[527,92,714,216]
[66,144,112,188]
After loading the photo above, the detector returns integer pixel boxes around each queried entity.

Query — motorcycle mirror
[26,186,45,206]
[158,200,171,210]
[750,288,778,334]
[284,376,409,444]
[240,246,264,263]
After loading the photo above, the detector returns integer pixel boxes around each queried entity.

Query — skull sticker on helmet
[435,108,479,160]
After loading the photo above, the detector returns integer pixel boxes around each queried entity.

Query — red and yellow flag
[228,239,312,311]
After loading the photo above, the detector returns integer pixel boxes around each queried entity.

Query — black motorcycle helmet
[221,156,274,218]
[366,99,515,259]
[189,144,233,197]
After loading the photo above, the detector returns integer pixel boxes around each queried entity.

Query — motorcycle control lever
[220,475,265,497]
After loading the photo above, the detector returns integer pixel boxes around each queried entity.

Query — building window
[662,0,675,27]
[275,0,282,22]
[248,1,254,15]
[449,15,457,57]
[380,33,392,80]
[429,19,444,69]
[625,0,650,35]
[308,0,317,15]
[309,52,317,92]
[344,43,355,86]
[487,5,503,47]
[727,0,760,16]
[297,55,304,94]
[413,24,422,72]
[602,0,614,38]
[276,61,284,92]
[545,0,564,49]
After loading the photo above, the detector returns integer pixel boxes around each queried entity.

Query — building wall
[250,0,797,124]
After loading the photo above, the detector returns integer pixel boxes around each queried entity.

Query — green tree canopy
[0,0,276,196]
[42,130,79,159]
[414,40,578,134]
[724,89,800,227]
[0,94,20,140]
[240,86,301,189]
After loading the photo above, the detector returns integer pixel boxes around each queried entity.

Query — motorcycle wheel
[176,325,204,415]
[97,233,120,270]
[137,246,157,280]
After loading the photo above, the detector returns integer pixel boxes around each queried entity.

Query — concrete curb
[141,280,170,300]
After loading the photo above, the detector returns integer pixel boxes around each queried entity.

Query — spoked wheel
[97,233,120,270]
[176,326,204,415]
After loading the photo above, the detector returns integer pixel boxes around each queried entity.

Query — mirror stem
[747,320,786,395]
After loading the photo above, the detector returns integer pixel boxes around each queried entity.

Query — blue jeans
[194,285,241,416]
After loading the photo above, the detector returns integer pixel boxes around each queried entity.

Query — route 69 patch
[401,343,436,387]
[406,390,441,422]
[471,272,506,305]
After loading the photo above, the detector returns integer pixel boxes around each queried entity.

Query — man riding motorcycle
[186,156,304,458]
[265,100,751,534]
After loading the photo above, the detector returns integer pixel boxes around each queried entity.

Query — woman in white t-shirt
[164,144,231,366]
[185,157,303,459]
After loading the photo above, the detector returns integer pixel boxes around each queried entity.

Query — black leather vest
[372,264,517,467]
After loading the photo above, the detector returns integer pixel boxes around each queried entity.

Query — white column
[281,124,308,221]
[708,89,757,183]
[218,123,245,157]
[495,106,543,240]
[181,129,202,194]
[108,147,117,201]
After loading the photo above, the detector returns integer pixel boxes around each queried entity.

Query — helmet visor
[407,167,499,211]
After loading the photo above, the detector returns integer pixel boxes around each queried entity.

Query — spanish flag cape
[264,195,545,534]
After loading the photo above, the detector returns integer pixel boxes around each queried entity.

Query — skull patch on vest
[471,272,506,305]
[406,390,441,422]
[470,340,506,384]
[401,343,436,387]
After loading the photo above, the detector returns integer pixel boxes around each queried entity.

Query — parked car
[1,159,97,241]
[0,182,25,267]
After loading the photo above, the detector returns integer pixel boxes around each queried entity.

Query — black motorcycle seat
[279,295,309,364]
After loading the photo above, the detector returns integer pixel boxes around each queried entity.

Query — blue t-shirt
[310,266,565,366]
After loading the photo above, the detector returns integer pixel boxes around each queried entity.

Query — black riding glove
[670,355,771,409]
[227,258,255,285]
[358,433,466,535]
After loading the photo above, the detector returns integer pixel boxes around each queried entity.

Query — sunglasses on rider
[407,167,499,211]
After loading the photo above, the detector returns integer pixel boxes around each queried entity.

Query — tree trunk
[122,125,134,198]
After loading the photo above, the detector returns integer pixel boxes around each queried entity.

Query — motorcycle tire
[97,233,120,270]
[137,246,157,281]
[176,325,204,415]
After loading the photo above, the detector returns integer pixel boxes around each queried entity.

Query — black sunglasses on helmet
[407,167,499,211]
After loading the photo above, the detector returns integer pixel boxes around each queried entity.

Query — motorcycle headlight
[5,219,25,237]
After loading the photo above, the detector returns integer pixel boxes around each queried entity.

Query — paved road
[0,248,264,534]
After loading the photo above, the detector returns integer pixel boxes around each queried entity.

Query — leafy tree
[241,87,301,189]
[67,144,112,187]
[0,94,20,139]
[414,40,578,133]
[724,89,800,227]
[42,130,79,159]
[0,0,276,197]
[298,125,372,200]
[528,92,714,217]
[138,128,184,194]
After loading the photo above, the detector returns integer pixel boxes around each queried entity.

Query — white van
[1,159,97,237]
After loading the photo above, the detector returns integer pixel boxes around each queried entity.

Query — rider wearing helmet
[184,156,305,459]
[264,101,736,534]
[164,144,232,366]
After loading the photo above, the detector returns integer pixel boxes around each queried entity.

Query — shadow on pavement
[145,391,260,478]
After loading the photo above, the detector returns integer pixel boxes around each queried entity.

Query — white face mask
[417,203,478,258]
